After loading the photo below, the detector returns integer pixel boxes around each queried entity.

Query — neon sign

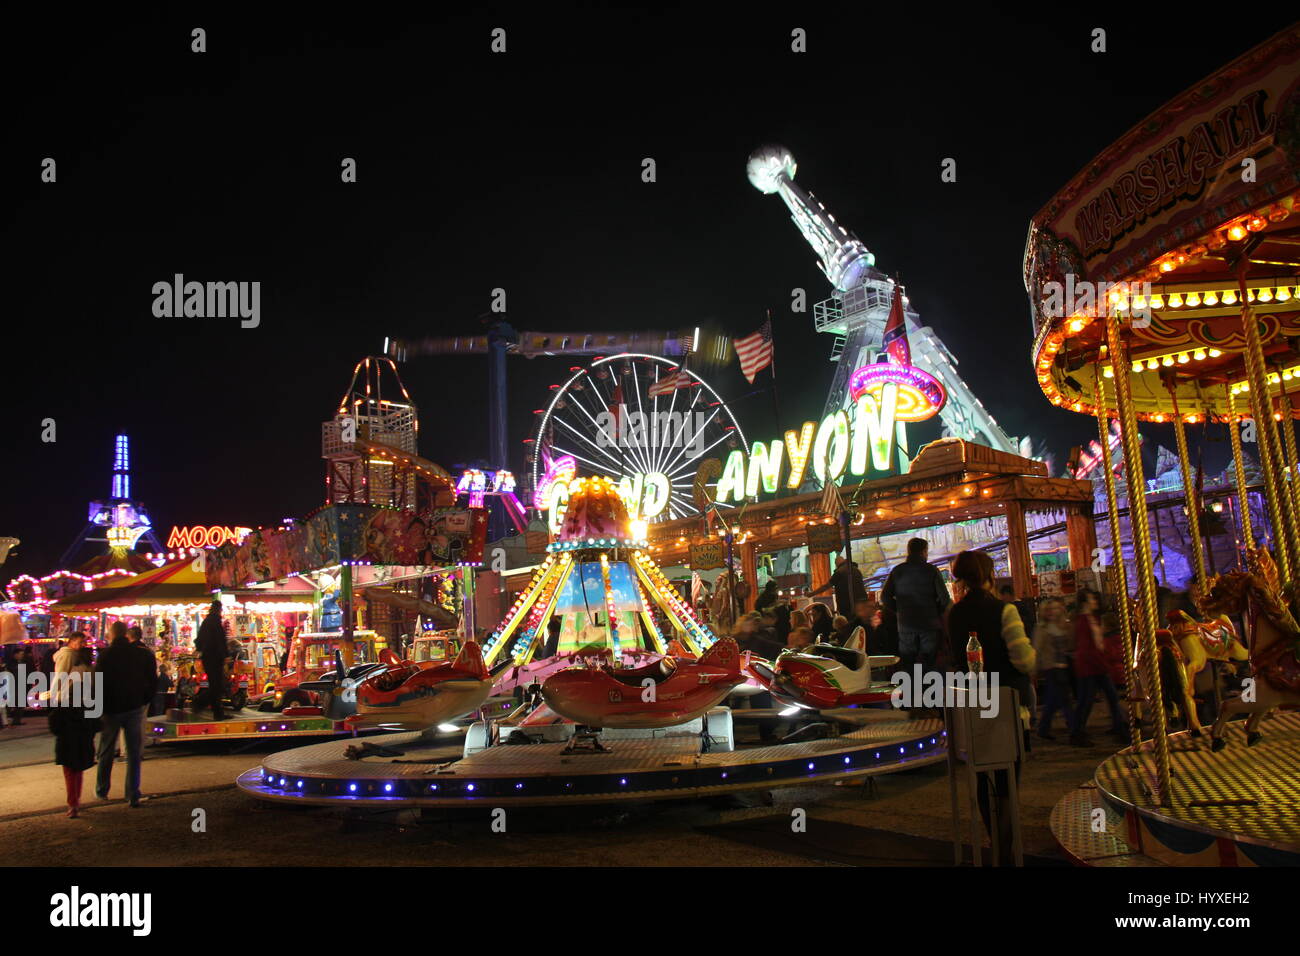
[710,387,902,506]
[167,526,252,549]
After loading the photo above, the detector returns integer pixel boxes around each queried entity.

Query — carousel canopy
[1023,26,1300,421]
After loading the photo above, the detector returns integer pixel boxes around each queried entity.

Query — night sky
[5,10,1295,576]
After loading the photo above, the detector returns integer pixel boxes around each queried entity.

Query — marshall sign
[1023,29,1300,341]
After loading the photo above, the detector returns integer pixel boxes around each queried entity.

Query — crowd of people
[717,538,1149,862]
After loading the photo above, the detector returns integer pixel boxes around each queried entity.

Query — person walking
[946,550,1036,865]
[49,633,98,817]
[1069,589,1127,746]
[882,538,952,677]
[94,621,157,807]
[195,601,229,719]
[1032,598,1075,740]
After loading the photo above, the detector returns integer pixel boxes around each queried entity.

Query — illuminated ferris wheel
[530,354,747,521]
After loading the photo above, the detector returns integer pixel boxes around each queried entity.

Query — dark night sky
[4,9,1296,576]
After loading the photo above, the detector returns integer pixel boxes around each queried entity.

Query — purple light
[847,363,947,421]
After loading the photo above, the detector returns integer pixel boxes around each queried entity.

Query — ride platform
[238,709,946,808]
[147,707,365,743]
[1050,712,1300,866]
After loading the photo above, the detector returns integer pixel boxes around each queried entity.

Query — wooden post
[1004,500,1034,599]
[809,550,831,594]
[1066,506,1097,571]
[740,540,759,613]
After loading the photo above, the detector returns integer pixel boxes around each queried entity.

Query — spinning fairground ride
[1031,26,1300,865]
[241,474,946,808]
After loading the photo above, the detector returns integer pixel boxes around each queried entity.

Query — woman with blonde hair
[48,632,99,818]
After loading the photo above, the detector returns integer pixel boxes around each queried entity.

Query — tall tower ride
[747,145,1022,458]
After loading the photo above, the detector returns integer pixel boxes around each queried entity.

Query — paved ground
[0,710,1124,866]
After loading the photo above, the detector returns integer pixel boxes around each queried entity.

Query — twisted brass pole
[1103,313,1172,805]
[1166,386,1208,595]
[1225,385,1256,551]
[1274,370,1300,523]
[1096,371,1143,758]
[1238,291,1298,580]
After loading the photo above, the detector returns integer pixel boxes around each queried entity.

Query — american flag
[648,368,692,397]
[820,474,842,516]
[735,319,774,384]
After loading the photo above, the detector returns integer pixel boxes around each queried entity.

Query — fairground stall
[1023,25,1300,864]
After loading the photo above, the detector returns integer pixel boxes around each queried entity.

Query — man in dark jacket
[881,538,952,678]
[94,621,157,806]
[810,555,867,618]
[195,601,229,718]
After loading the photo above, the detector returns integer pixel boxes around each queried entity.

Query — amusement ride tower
[57,433,163,572]
[747,145,1022,461]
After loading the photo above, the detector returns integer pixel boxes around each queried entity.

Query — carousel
[1026,25,1300,865]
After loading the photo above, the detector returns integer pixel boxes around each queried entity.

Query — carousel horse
[1154,609,1249,736]
[1197,549,1300,751]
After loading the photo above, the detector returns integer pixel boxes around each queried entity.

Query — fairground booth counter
[47,558,316,652]
[202,503,490,662]
[1025,25,1300,865]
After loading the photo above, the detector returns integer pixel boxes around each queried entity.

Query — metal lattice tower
[322,356,420,508]
[748,145,1021,456]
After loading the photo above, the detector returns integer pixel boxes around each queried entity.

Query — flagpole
[765,310,783,497]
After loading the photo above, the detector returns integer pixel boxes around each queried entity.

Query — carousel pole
[1095,371,1143,757]
[1224,385,1256,552]
[1103,311,1172,805]
[1274,370,1300,521]
[1164,383,1207,595]
[1237,277,1298,579]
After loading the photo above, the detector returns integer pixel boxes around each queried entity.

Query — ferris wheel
[530,354,747,521]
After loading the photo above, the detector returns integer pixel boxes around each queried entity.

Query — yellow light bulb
[1258,288,1273,303]
[1186,292,1201,307]
[1169,293,1183,308]
[1131,360,1144,373]
[1146,358,1159,370]
[1193,349,1207,361]
[1162,356,1174,367]
[1150,295,1164,309]
[1204,291,1218,306]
